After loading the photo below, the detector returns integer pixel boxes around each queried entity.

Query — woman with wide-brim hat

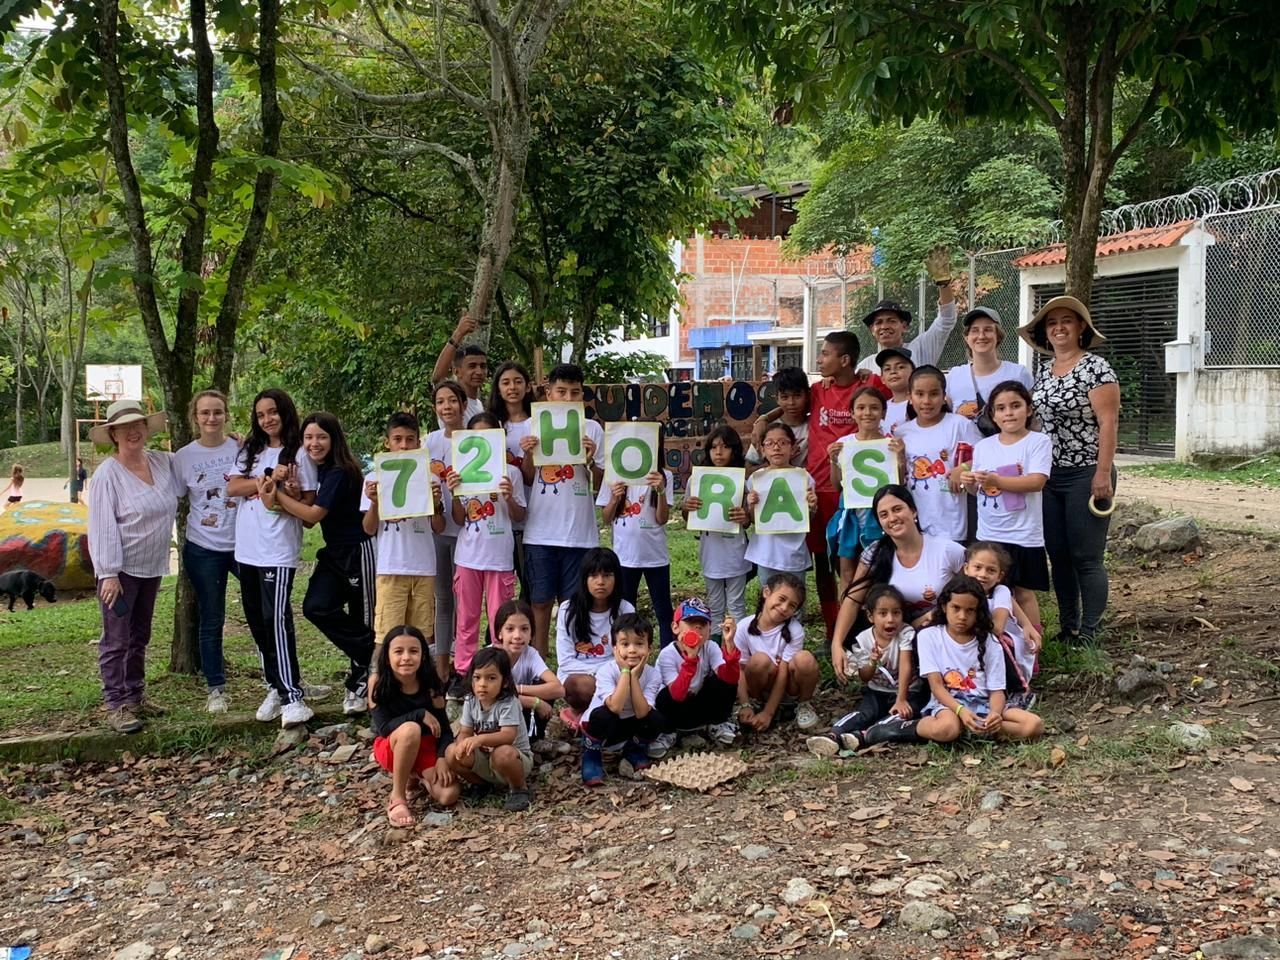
[87,398,179,734]
[1020,295,1120,645]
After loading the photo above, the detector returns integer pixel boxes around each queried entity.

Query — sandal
[386,798,414,828]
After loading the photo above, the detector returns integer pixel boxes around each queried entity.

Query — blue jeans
[524,543,587,604]
[183,540,239,689]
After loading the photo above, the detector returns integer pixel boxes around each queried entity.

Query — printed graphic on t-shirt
[909,447,951,490]
[458,493,506,534]
[942,666,980,693]
[956,399,980,420]
[382,516,432,536]
[573,629,608,659]
[536,464,579,495]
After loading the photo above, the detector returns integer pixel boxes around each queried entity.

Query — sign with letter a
[753,467,810,535]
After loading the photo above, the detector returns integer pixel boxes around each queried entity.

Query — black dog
[0,570,57,611]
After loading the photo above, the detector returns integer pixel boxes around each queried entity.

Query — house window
[698,349,725,379]
[646,314,669,338]
[775,345,802,371]
[729,346,753,380]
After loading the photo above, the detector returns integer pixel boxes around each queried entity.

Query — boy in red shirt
[806,331,890,638]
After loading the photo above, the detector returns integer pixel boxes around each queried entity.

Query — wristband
[935,277,951,286]
[532,696,541,707]
[954,703,965,716]
[620,667,631,674]
[447,337,459,349]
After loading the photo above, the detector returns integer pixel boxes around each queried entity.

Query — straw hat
[88,398,168,445]
[1018,295,1107,356]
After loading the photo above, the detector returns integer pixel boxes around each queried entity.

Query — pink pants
[452,565,517,672]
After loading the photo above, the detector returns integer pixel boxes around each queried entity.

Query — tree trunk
[467,131,530,325]
[14,308,24,445]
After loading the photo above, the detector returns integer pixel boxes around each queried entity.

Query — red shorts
[372,733,438,773]
[807,489,841,554]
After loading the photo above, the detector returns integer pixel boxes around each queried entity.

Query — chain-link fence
[1203,206,1280,368]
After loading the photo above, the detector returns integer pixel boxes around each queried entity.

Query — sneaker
[342,690,368,715]
[255,689,282,722]
[648,732,677,760]
[622,738,651,773]
[135,698,167,718]
[707,720,738,746]
[837,732,862,751]
[205,688,228,714]
[106,706,143,734]
[582,738,605,787]
[795,701,819,731]
[805,735,839,758]
[504,787,533,812]
[446,699,463,724]
[559,706,583,733]
[281,700,314,728]
[302,681,333,701]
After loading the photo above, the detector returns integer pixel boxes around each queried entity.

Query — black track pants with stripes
[303,540,376,695]
[240,564,303,704]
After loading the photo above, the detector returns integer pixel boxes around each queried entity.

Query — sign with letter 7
[375,450,435,520]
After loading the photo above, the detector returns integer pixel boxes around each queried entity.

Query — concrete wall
[1188,368,1280,454]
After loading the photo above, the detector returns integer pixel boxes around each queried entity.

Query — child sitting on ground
[650,598,739,758]
[444,647,535,812]
[808,583,927,756]
[963,542,1040,710]
[494,598,564,742]
[370,626,458,825]
[734,572,821,732]
[581,612,662,786]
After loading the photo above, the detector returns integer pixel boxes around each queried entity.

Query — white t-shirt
[988,585,1034,683]
[233,446,318,568]
[425,430,460,539]
[554,599,636,680]
[174,437,241,552]
[698,528,752,579]
[743,469,814,572]
[945,362,1034,422]
[734,614,805,663]
[597,474,673,568]
[916,624,1006,712]
[895,413,982,541]
[360,470,437,577]
[583,660,663,725]
[509,646,552,687]
[656,639,726,696]
[857,301,958,374]
[464,396,485,425]
[882,399,910,437]
[860,535,965,622]
[746,420,809,468]
[522,419,605,548]
[851,624,920,693]
[971,432,1052,547]
[453,464,526,571]
[503,418,533,533]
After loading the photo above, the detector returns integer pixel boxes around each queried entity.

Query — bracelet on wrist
[954,703,965,716]
[620,666,631,674]
[934,277,951,286]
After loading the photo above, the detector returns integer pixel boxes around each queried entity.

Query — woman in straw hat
[87,399,179,734]
[1020,296,1120,646]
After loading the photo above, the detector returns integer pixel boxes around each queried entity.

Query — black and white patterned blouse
[1032,353,1118,468]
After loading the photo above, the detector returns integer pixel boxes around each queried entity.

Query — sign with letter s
[838,439,899,509]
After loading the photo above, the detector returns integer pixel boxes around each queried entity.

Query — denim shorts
[524,543,587,604]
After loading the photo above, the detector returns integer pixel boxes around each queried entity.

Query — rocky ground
[2,504,1279,960]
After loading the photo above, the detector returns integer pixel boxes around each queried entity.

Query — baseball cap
[674,598,712,622]
[875,346,914,369]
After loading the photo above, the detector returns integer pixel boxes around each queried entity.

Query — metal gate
[1032,270,1179,455]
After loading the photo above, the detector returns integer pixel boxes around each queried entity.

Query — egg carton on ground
[643,750,747,792]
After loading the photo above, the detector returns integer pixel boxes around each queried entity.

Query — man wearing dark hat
[856,275,957,375]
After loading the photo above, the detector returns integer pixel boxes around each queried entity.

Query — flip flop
[386,798,414,828]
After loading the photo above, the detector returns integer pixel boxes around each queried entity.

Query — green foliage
[587,350,669,384]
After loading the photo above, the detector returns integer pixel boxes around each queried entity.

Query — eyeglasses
[762,439,792,449]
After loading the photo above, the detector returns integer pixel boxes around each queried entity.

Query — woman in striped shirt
[87,399,179,735]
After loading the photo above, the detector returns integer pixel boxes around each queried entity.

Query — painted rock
[0,500,95,589]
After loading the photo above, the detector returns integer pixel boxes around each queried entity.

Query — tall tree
[686,0,1280,301]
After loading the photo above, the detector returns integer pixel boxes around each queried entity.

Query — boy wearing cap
[856,269,957,374]
[650,599,740,758]
[876,346,915,435]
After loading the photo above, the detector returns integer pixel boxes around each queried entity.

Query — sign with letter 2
[685,466,745,535]
[603,422,660,485]
[837,439,899,509]
[375,450,435,520]
[451,429,506,497]
[530,402,585,467]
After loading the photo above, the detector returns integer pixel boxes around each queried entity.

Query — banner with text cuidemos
[685,466,745,534]
[837,438,900,509]
[603,422,661,486]
[375,449,435,520]
[584,380,777,492]
[530,402,587,467]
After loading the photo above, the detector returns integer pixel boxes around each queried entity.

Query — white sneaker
[806,735,838,758]
[281,700,314,728]
[302,681,333,701]
[205,688,228,714]
[648,732,677,759]
[795,702,819,731]
[707,721,738,746]
[342,690,368,715]
[255,689,282,722]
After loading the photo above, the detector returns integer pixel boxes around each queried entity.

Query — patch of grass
[0,441,86,477]
[0,794,23,823]
[1128,452,1280,489]
[1039,638,1114,679]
